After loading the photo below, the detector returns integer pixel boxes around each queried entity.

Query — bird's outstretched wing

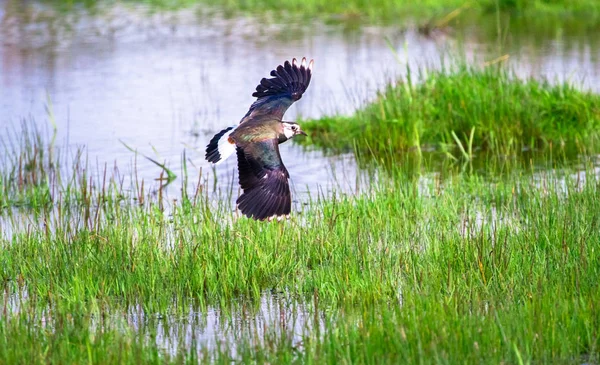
[236,140,291,221]
[241,57,314,122]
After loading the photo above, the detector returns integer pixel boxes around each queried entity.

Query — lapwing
[205,57,314,221]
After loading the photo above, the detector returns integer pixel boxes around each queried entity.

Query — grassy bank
[37,0,600,24]
[1,123,599,363]
[299,63,600,163]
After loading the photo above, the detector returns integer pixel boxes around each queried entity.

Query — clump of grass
[0,123,56,211]
[299,63,600,162]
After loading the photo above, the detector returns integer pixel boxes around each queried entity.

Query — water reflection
[2,287,322,358]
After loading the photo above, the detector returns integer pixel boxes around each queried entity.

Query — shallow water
[2,286,322,359]
[2,1,599,202]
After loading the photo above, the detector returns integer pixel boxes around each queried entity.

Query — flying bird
[205,57,314,221]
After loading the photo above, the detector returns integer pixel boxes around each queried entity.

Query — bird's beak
[298,130,308,136]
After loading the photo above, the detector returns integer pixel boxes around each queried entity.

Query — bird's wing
[235,139,291,220]
[240,57,314,123]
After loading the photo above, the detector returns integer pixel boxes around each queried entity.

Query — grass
[0,123,56,211]
[299,63,600,164]
[1,120,599,363]
[35,0,600,25]
[0,316,185,364]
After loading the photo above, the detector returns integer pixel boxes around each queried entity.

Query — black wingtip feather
[252,57,313,100]
[205,126,234,163]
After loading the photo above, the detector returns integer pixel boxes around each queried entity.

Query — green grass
[299,63,600,164]
[1,120,599,363]
[37,0,600,25]
[0,315,185,364]
[0,123,56,211]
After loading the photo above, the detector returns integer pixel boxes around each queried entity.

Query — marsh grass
[0,122,57,211]
[1,120,599,363]
[299,63,600,166]
[0,313,184,364]
[38,0,600,25]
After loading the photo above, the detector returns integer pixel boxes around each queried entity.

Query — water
[2,286,323,359]
[2,1,599,201]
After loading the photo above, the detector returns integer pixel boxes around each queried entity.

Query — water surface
[2,1,599,202]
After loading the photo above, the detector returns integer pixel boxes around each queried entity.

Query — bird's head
[281,121,307,141]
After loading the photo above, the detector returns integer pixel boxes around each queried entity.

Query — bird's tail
[205,126,237,164]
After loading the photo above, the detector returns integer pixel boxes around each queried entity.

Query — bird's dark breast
[277,134,289,144]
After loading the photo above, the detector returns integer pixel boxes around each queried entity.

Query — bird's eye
[292,126,297,131]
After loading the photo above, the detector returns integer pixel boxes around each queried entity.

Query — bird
[205,57,314,221]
